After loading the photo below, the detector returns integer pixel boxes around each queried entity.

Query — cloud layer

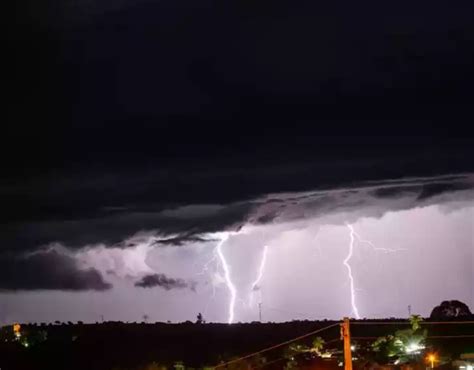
[0,249,111,291]
[2,173,473,254]
[135,274,196,291]
[0,172,472,292]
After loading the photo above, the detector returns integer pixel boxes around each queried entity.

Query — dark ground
[1,318,473,370]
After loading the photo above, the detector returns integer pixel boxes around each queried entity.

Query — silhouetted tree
[430,300,472,320]
[372,315,427,364]
[196,313,204,324]
[311,337,325,355]
[409,314,422,330]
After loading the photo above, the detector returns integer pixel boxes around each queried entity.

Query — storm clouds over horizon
[1,170,472,324]
[5,0,474,324]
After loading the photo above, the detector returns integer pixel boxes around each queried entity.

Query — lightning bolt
[197,250,218,278]
[344,224,360,319]
[344,223,407,319]
[198,247,220,319]
[251,245,269,291]
[249,245,269,307]
[351,229,406,254]
[216,234,237,324]
[199,228,272,324]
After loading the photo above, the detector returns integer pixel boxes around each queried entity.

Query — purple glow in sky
[1,175,473,324]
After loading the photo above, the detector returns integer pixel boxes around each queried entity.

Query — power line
[253,357,286,369]
[428,334,474,339]
[351,320,474,325]
[214,320,474,368]
[214,322,340,368]
[422,321,474,325]
[352,334,474,340]
[254,333,474,370]
[253,337,342,370]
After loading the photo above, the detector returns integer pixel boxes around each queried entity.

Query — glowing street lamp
[13,323,21,339]
[427,354,437,369]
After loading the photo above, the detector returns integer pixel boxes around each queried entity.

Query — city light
[427,353,437,369]
[405,341,425,354]
[13,323,21,338]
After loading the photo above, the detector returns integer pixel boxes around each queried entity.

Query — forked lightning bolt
[344,223,407,319]
[200,230,270,323]
[198,247,220,318]
[249,245,269,307]
[216,234,237,324]
[344,224,360,319]
[251,245,269,292]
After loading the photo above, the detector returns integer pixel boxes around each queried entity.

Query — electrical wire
[427,334,474,339]
[253,337,342,369]
[214,320,474,368]
[351,320,474,325]
[352,334,474,340]
[213,322,340,368]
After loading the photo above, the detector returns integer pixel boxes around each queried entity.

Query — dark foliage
[0,318,473,370]
[430,300,473,320]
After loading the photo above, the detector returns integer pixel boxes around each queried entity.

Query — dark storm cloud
[8,0,474,177]
[0,249,111,291]
[416,182,473,200]
[371,186,417,199]
[247,174,474,225]
[0,203,250,253]
[134,274,196,291]
[367,177,474,200]
[152,234,217,247]
[0,171,473,257]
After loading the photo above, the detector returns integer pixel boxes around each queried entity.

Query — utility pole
[340,318,353,370]
[408,305,412,316]
[258,303,262,322]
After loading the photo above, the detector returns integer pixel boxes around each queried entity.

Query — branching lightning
[251,245,269,292]
[344,223,407,319]
[344,224,360,319]
[197,250,218,278]
[249,245,269,306]
[197,232,242,323]
[198,222,407,323]
[197,248,220,312]
[215,234,237,324]
[198,229,272,323]
[350,227,407,254]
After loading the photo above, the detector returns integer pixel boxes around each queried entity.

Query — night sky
[4,0,474,323]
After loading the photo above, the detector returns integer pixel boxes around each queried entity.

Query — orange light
[13,323,20,332]
[427,353,437,369]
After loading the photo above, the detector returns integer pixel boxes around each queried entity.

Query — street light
[427,354,437,369]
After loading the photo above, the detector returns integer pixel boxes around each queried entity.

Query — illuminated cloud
[0,173,472,296]
[2,174,473,255]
